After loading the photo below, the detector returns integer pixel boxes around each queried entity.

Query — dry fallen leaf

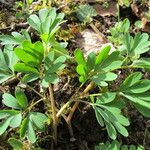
[131,3,150,33]
[75,28,105,56]
[93,1,117,17]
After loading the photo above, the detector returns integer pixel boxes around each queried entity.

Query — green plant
[8,138,24,150]
[108,18,130,45]
[118,0,131,7]
[0,89,48,143]
[75,4,97,23]
[0,7,150,149]
[0,45,18,84]
[95,140,144,150]
[0,7,67,146]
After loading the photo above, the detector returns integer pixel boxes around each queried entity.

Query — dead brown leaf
[93,1,117,17]
[75,28,105,57]
[131,3,150,33]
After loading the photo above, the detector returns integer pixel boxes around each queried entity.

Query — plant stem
[28,98,45,111]
[66,82,94,133]
[56,83,85,118]
[80,93,102,98]
[26,84,43,98]
[56,101,71,118]
[48,84,58,144]
[117,2,120,22]
[22,98,45,116]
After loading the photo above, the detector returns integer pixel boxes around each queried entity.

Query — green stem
[117,3,120,22]
[80,93,102,99]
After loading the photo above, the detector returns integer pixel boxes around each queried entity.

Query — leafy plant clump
[95,140,144,150]
[0,7,150,149]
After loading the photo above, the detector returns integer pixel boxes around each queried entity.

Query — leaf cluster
[95,140,144,150]
[0,89,48,143]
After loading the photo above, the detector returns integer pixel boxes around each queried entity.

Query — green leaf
[45,72,59,84]
[54,55,66,64]
[39,8,53,23]
[0,110,20,116]
[20,118,28,138]
[95,140,143,150]
[44,51,55,68]
[120,72,142,90]
[28,8,64,38]
[79,75,87,83]
[121,145,128,150]
[95,51,122,72]
[109,19,130,45]
[87,52,96,71]
[132,58,150,72]
[0,72,13,84]
[9,113,22,128]
[96,45,111,65]
[134,104,150,117]
[105,121,117,140]
[0,35,19,45]
[124,80,150,93]
[30,112,48,131]
[130,145,136,150]
[131,33,150,55]
[21,30,31,42]
[22,73,39,83]
[15,89,28,108]
[2,93,21,109]
[96,92,116,104]
[49,41,69,57]
[135,20,143,29]
[47,62,66,74]
[74,48,86,66]
[92,72,117,85]
[0,113,10,120]
[41,9,57,34]
[93,98,129,139]
[14,63,39,74]
[28,14,41,33]
[0,30,31,45]
[113,122,129,137]
[120,93,150,109]
[125,93,150,102]
[76,4,97,22]
[0,47,18,84]
[3,45,19,72]
[27,121,36,143]
[8,138,23,150]
[93,106,104,127]
[123,32,150,56]
[137,146,144,150]
[0,117,13,135]
[0,49,9,71]
[15,41,44,67]
[76,64,86,75]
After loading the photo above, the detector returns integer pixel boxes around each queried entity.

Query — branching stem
[66,81,94,122]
